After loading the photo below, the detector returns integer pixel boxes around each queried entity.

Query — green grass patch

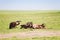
[0,10,60,34]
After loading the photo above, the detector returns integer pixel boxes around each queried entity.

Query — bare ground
[0,29,60,38]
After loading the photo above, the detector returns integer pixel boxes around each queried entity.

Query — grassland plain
[0,10,60,40]
[0,36,60,40]
[0,10,60,33]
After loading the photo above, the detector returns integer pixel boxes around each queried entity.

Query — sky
[0,0,60,10]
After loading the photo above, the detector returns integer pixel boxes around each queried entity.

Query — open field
[0,10,60,39]
[0,10,60,33]
[0,30,60,38]
[0,36,60,40]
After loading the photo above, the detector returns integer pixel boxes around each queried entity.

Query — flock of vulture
[9,21,45,29]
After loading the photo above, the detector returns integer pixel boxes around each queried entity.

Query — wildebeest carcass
[33,23,45,29]
[9,21,21,29]
[20,22,33,29]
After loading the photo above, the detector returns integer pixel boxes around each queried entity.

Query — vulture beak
[16,21,21,22]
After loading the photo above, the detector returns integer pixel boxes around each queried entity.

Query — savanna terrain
[0,10,60,40]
